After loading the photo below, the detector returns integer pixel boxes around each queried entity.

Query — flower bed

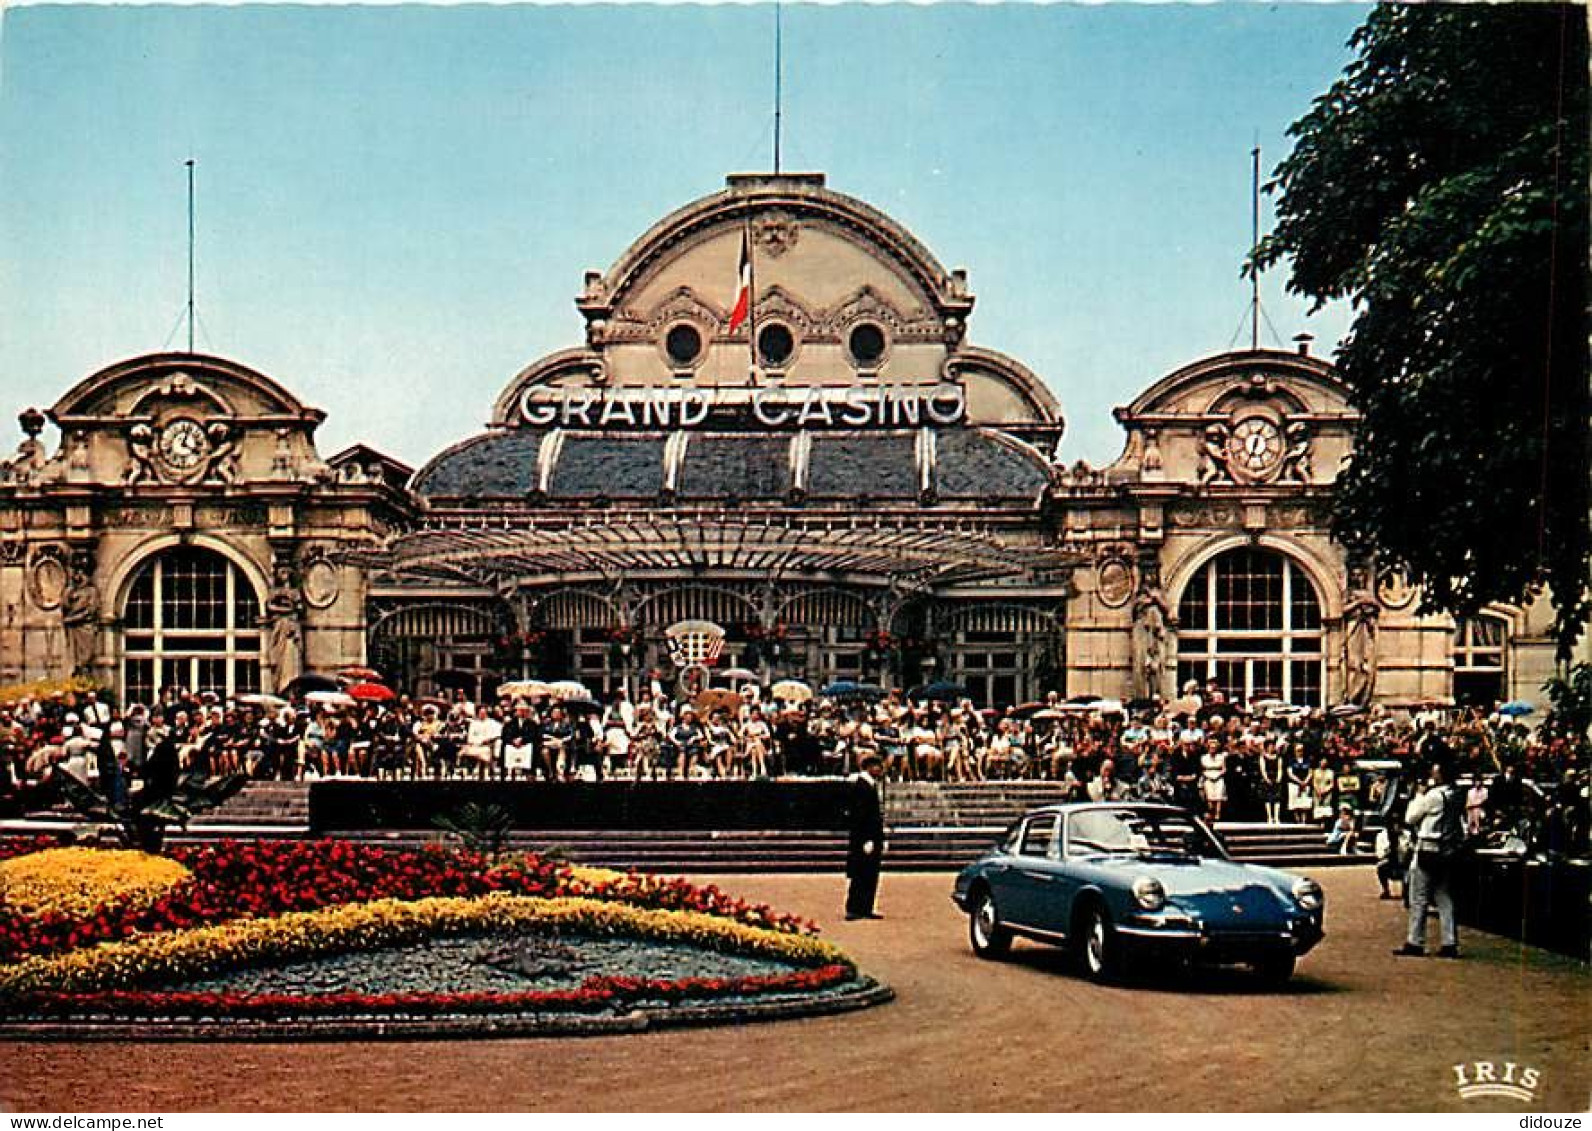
[0,894,847,998]
[0,848,191,920]
[13,965,858,1021]
[0,839,886,1036]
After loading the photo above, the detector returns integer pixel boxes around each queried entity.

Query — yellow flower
[0,848,191,921]
[563,865,628,887]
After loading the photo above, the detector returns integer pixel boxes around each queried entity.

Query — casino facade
[0,173,1568,709]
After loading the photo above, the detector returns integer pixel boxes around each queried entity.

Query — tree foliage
[1254,4,1590,657]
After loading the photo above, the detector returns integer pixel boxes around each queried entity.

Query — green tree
[1254,4,1590,657]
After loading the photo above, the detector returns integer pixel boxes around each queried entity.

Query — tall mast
[773,1,783,175]
[1250,145,1260,352]
[186,158,197,354]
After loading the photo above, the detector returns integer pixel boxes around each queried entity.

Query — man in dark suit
[845,755,886,920]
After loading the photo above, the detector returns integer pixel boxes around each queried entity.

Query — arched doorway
[1175,547,1325,706]
[120,546,263,703]
[368,603,506,700]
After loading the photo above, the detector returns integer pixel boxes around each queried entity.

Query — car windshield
[1067,809,1226,860]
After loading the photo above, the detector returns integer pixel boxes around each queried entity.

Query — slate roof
[549,435,666,498]
[410,430,542,498]
[935,429,1051,498]
[678,434,788,499]
[807,433,918,499]
[411,427,1051,503]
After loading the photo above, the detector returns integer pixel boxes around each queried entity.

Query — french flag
[727,226,752,334]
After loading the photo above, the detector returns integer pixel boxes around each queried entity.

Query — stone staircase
[5,780,1370,871]
[187,781,310,836]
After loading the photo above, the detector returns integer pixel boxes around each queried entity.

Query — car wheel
[1079,904,1121,983]
[1251,953,1296,987]
[968,890,1012,959]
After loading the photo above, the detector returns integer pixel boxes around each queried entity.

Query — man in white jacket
[1393,759,1464,958]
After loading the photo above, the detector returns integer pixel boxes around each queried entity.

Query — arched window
[1176,548,1324,706]
[121,547,262,704]
[1452,615,1508,707]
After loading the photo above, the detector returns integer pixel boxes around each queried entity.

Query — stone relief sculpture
[0,409,50,486]
[60,568,100,676]
[1140,428,1164,476]
[1343,562,1380,706]
[264,562,304,686]
[67,433,91,477]
[1131,573,1171,700]
[271,428,298,480]
[203,423,240,484]
[125,423,157,485]
[1197,423,1232,486]
[1281,421,1313,484]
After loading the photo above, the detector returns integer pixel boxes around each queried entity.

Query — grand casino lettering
[518,383,967,429]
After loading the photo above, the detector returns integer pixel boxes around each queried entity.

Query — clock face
[1227,415,1282,476]
[157,418,210,471]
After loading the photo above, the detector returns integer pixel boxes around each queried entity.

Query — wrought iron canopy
[351,515,1073,592]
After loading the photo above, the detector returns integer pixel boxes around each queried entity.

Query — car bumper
[1117,915,1324,962]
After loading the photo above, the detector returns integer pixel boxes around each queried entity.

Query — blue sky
[0,3,1367,467]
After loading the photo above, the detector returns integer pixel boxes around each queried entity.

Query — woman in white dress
[1200,739,1228,823]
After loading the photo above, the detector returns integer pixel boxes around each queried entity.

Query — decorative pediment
[127,371,234,418]
[1208,372,1310,416]
[751,285,820,335]
[824,285,921,336]
[639,287,726,334]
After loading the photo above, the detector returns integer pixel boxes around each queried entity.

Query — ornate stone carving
[1096,557,1136,609]
[1376,565,1418,611]
[299,548,342,610]
[825,285,922,337]
[749,285,820,335]
[1169,503,1203,529]
[752,212,800,258]
[60,564,101,676]
[1140,428,1164,477]
[124,423,158,485]
[640,286,724,335]
[271,428,299,480]
[1197,423,1232,486]
[27,546,69,610]
[1131,560,1171,700]
[197,503,266,529]
[1280,421,1313,483]
[66,432,91,476]
[264,557,304,686]
[202,422,240,484]
[1343,558,1380,706]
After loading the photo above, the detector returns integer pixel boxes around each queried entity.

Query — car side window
[1018,815,1059,858]
[1066,810,1132,856]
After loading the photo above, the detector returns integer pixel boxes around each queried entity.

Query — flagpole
[773,0,783,176]
[745,219,758,386]
[186,158,196,354]
[1250,144,1260,352]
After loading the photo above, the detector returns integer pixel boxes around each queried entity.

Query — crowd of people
[0,675,1585,846]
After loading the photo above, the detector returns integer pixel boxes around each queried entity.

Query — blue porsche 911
[951,802,1325,984]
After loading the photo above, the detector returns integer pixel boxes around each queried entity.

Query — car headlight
[1132,876,1166,912]
[1292,878,1323,912]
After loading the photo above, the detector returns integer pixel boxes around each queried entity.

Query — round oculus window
[665,323,704,367]
[848,323,887,367]
[757,323,795,368]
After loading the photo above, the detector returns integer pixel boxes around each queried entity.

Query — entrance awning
[350,516,1076,591]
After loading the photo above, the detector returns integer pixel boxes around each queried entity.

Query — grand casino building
[0,173,1568,709]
